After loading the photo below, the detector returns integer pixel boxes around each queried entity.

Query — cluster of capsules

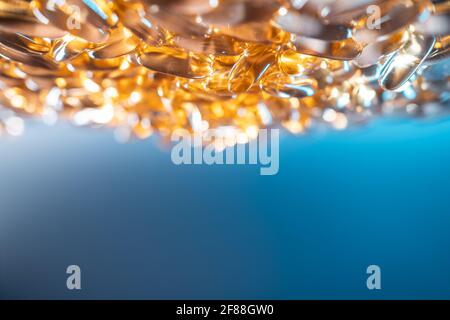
[0,0,449,144]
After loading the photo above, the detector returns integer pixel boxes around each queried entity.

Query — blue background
[1,118,450,299]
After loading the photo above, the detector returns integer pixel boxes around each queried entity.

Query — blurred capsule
[278,49,321,75]
[50,34,90,62]
[137,46,213,79]
[89,27,140,59]
[353,0,429,44]
[199,0,284,43]
[0,0,67,38]
[0,33,56,69]
[414,0,450,36]
[260,71,317,99]
[273,8,352,41]
[426,35,450,64]
[70,53,126,71]
[228,45,276,94]
[355,30,407,67]
[379,31,436,90]
[292,34,362,60]
[31,0,118,43]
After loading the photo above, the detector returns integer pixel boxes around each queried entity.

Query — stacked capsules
[0,0,448,141]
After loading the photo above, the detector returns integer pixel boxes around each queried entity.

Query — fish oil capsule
[0,32,50,55]
[0,37,56,69]
[273,8,352,41]
[353,0,429,44]
[114,0,166,46]
[0,0,67,38]
[379,31,436,90]
[89,27,140,59]
[124,2,245,56]
[278,49,321,75]
[228,45,277,94]
[425,35,450,64]
[50,34,91,62]
[31,0,118,43]
[199,0,282,43]
[70,53,126,71]
[260,71,317,99]
[355,30,408,67]
[292,35,362,60]
[136,46,213,79]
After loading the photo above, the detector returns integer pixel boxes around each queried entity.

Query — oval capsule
[379,31,436,90]
[31,0,118,43]
[89,27,140,59]
[137,46,213,79]
[228,45,276,94]
[292,34,362,60]
[199,0,283,43]
[273,9,352,41]
[260,71,317,99]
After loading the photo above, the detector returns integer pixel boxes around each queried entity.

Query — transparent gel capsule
[140,3,246,56]
[292,35,362,60]
[355,30,407,67]
[353,0,429,44]
[0,0,67,38]
[31,0,118,43]
[278,49,321,75]
[273,8,352,41]
[414,0,450,36]
[379,31,436,90]
[315,0,392,25]
[136,46,213,79]
[50,34,91,62]
[145,0,217,16]
[89,27,140,59]
[0,33,56,69]
[426,35,450,64]
[70,53,126,71]
[199,0,284,43]
[228,45,277,94]
[260,71,317,99]
[114,0,166,45]
[0,31,50,55]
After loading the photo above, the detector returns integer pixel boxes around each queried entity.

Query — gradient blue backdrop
[1,117,450,299]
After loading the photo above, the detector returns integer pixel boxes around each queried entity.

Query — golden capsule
[260,71,317,99]
[114,0,166,45]
[353,0,429,44]
[278,49,321,75]
[426,35,450,64]
[50,34,91,62]
[379,31,436,90]
[136,46,213,79]
[228,45,277,94]
[273,8,352,41]
[124,2,245,56]
[0,0,67,38]
[200,0,282,43]
[0,31,50,55]
[31,0,118,43]
[70,53,126,71]
[89,27,140,59]
[292,35,362,60]
[0,34,56,69]
[355,30,408,67]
